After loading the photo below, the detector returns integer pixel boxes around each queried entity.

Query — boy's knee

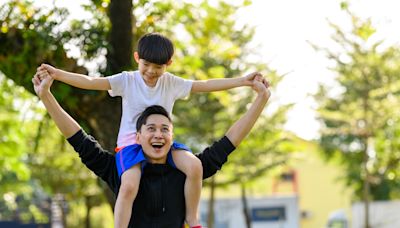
[186,157,203,179]
[119,181,138,198]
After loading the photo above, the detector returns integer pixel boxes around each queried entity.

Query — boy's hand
[242,72,263,86]
[32,70,54,98]
[37,64,59,80]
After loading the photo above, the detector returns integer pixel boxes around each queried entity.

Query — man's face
[136,114,173,164]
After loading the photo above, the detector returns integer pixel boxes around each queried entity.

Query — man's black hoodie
[68,129,235,228]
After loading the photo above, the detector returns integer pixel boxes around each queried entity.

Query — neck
[143,78,157,87]
[147,158,167,164]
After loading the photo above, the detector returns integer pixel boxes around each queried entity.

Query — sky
[36,0,400,140]
[238,0,400,140]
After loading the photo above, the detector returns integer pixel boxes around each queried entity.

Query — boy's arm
[191,72,260,93]
[38,64,111,90]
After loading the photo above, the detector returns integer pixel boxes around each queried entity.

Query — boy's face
[136,114,173,164]
[134,52,171,86]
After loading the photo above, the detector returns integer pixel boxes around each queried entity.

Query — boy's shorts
[115,141,191,178]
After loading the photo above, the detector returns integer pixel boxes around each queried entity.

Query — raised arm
[32,71,81,138]
[33,70,119,189]
[225,78,270,147]
[191,72,261,93]
[198,77,270,178]
[38,64,111,90]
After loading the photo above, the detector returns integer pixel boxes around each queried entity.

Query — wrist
[240,77,250,86]
[258,88,270,100]
[53,69,62,80]
[38,89,52,100]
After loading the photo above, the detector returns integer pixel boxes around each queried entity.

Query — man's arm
[32,71,80,138]
[198,78,270,178]
[191,72,261,93]
[33,71,119,190]
[38,64,111,90]
[225,79,270,147]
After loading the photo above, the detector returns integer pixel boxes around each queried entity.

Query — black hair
[137,33,174,65]
[136,105,172,132]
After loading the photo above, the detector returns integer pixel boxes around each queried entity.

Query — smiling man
[32,71,270,228]
[136,106,174,163]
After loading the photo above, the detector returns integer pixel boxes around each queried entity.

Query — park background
[1,0,400,227]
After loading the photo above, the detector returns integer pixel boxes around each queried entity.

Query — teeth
[152,142,164,149]
[151,142,164,146]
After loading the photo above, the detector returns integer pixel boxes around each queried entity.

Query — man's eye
[162,128,169,132]
[148,127,155,131]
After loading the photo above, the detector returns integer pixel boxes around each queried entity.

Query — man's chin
[149,148,168,157]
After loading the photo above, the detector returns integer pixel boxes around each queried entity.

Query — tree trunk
[207,176,216,228]
[241,184,252,228]
[361,90,370,228]
[0,0,133,212]
[363,141,370,228]
[107,0,133,73]
[85,195,92,228]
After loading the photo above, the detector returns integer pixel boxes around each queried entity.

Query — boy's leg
[172,150,203,227]
[114,164,141,228]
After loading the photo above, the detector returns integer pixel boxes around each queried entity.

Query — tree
[314,4,400,228]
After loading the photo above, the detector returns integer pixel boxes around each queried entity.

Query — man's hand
[37,64,59,80]
[32,70,53,98]
[252,75,271,98]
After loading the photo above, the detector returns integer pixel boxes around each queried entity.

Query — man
[32,71,270,228]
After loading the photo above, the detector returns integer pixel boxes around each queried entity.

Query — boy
[37,33,260,228]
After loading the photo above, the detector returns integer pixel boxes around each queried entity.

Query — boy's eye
[147,127,155,131]
[162,128,169,132]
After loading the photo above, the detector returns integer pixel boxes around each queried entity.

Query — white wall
[200,196,299,228]
[352,201,400,228]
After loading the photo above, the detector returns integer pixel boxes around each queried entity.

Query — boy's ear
[166,59,172,66]
[134,52,140,63]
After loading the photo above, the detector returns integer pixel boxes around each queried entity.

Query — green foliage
[0,0,292,225]
[0,74,32,193]
[315,8,400,200]
[0,73,102,224]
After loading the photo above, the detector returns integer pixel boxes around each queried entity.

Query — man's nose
[154,129,163,137]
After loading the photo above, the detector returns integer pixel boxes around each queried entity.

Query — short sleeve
[168,73,193,100]
[107,71,128,97]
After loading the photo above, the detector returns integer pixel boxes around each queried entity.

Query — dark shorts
[115,141,191,178]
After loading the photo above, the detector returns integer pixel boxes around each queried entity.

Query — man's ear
[166,59,172,66]
[135,132,141,145]
[134,52,140,63]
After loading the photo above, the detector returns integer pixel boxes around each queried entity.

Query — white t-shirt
[108,71,193,147]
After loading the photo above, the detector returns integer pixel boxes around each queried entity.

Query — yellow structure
[204,139,353,228]
[266,141,353,228]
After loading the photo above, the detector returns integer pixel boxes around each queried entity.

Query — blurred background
[1,0,400,227]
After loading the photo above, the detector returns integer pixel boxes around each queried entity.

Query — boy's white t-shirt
[108,70,193,147]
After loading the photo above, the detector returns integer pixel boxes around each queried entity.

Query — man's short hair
[137,33,174,65]
[136,105,172,132]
